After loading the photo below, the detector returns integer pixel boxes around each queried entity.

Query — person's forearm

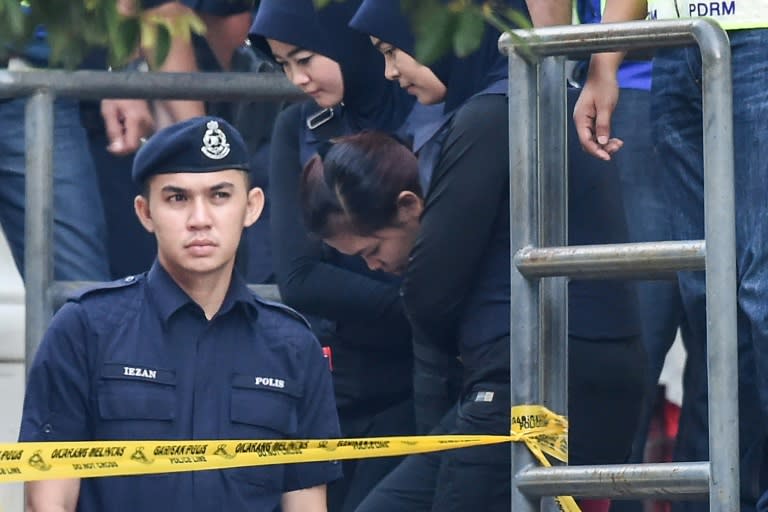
[281,485,327,512]
[26,480,80,512]
[143,1,206,122]
[589,0,649,76]
[526,0,571,27]
[602,0,648,23]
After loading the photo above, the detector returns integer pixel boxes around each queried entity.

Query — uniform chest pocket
[230,374,301,437]
[96,363,176,436]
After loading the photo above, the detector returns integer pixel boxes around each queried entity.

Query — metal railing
[500,19,737,512]
[0,70,303,374]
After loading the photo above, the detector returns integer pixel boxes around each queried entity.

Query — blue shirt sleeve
[282,336,343,491]
[19,302,92,442]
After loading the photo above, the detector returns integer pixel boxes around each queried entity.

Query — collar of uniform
[146,261,196,323]
[146,260,259,323]
[217,269,260,319]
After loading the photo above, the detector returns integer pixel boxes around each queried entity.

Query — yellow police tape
[0,405,578,511]
[511,405,579,512]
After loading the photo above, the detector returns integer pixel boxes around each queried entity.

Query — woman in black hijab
[249,2,423,511]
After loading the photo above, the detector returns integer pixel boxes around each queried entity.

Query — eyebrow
[372,39,387,51]
[160,182,235,194]
[275,47,310,61]
[210,182,235,192]
[161,185,188,195]
[289,47,309,58]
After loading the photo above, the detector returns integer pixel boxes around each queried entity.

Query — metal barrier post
[538,56,568,415]
[502,19,738,511]
[695,20,739,511]
[508,47,542,512]
[24,90,54,375]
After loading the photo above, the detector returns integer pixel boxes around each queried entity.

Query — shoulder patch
[66,274,145,303]
[252,294,312,330]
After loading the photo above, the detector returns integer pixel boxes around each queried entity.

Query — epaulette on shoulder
[252,294,312,330]
[67,274,144,303]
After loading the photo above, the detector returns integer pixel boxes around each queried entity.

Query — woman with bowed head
[299,1,646,510]
[303,124,513,511]
[248,1,440,510]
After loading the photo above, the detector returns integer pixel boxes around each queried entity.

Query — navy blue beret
[132,116,250,184]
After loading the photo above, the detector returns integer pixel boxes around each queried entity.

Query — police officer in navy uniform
[18,116,342,512]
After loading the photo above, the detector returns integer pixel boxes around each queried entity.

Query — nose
[383,59,399,81]
[188,197,212,230]
[287,65,310,87]
[363,254,383,272]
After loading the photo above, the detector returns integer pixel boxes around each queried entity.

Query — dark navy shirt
[19,261,342,512]
[403,93,511,367]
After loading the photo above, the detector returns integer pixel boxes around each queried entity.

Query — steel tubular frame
[516,240,706,279]
[501,19,737,512]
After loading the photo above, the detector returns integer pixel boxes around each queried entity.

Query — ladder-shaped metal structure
[500,19,737,511]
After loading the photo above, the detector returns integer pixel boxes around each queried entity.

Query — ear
[244,187,265,228]
[395,191,423,224]
[134,195,155,233]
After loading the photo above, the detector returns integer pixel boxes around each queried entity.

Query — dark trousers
[569,335,647,467]
[328,398,417,512]
[355,381,511,512]
[412,342,463,435]
[653,34,768,511]
[354,335,645,512]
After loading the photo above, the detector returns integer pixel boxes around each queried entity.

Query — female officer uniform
[349,2,645,511]
[18,117,342,512]
[248,2,456,511]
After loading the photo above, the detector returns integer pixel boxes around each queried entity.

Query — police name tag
[254,376,285,389]
[123,366,157,380]
[100,363,175,384]
[231,374,299,396]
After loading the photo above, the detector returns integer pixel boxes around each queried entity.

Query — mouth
[185,240,217,256]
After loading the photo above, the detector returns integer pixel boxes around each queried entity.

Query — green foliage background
[0,0,526,69]
[0,0,205,68]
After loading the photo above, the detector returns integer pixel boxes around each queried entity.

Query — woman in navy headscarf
[297,1,646,511]
[249,2,432,511]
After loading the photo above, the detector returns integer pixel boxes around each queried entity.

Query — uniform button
[124,275,135,283]
[42,424,52,433]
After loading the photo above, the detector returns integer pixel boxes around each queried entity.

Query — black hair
[300,155,354,238]
[321,131,421,234]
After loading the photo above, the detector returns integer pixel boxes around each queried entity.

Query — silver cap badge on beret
[201,120,231,160]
